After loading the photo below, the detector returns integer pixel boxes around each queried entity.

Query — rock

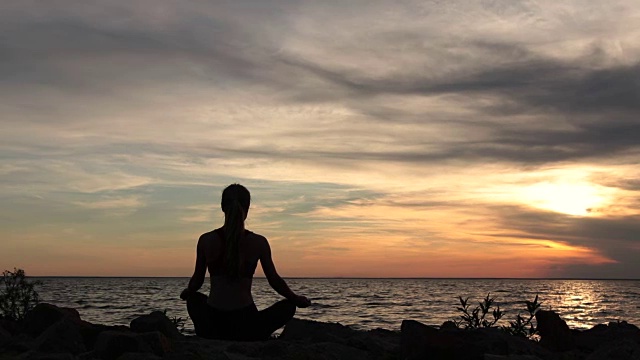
[116,352,162,360]
[350,328,400,354]
[441,320,458,330]
[535,310,575,351]
[93,330,150,360]
[294,341,370,360]
[575,321,640,352]
[167,337,230,360]
[130,311,182,340]
[33,318,86,355]
[401,319,550,360]
[279,318,358,343]
[225,340,287,358]
[2,333,33,353]
[585,338,640,360]
[222,351,262,360]
[1,318,20,336]
[225,340,370,360]
[279,318,399,358]
[16,351,76,360]
[401,319,469,360]
[0,323,12,345]
[79,323,130,350]
[484,355,543,360]
[138,331,173,356]
[23,303,83,338]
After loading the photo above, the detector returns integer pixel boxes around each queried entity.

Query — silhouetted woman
[180,184,310,340]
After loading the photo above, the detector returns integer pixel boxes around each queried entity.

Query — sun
[522,181,609,216]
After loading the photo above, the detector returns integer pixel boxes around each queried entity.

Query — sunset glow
[522,182,611,216]
[1,0,639,279]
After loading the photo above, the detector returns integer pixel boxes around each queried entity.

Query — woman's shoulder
[198,228,224,241]
[245,229,267,242]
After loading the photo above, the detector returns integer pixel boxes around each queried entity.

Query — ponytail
[220,184,251,278]
[223,200,244,278]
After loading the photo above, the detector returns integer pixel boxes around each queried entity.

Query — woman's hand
[293,295,312,308]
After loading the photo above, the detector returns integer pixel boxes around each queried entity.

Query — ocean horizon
[34,277,640,334]
[32,276,640,280]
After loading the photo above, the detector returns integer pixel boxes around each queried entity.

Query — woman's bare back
[199,228,267,309]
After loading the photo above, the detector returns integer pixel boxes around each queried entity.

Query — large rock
[93,330,151,360]
[168,337,234,360]
[166,320,397,360]
[401,319,549,360]
[22,303,83,338]
[15,351,76,360]
[91,330,171,360]
[401,319,486,360]
[351,328,400,354]
[0,323,12,345]
[33,318,86,355]
[225,340,288,358]
[401,319,440,360]
[138,331,173,356]
[290,341,370,360]
[1,318,20,336]
[116,353,162,360]
[575,321,640,353]
[77,323,129,351]
[280,318,358,343]
[224,339,370,360]
[535,310,575,352]
[484,355,544,360]
[585,338,640,360]
[130,311,182,339]
[279,318,399,358]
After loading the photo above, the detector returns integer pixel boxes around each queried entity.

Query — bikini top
[209,227,257,278]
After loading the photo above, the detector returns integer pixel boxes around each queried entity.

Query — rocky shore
[1,303,639,360]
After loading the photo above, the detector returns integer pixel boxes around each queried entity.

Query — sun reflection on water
[542,280,625,329]
[35,278,640,333]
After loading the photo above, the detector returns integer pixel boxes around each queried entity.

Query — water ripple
[35,278,640,332]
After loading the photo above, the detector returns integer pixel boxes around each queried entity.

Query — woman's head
[221,183,251,218]
[220,184,251,278]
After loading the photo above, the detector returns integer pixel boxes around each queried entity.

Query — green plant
[163,309,187,334]
[452,293,542,340]
[454,293,503,329]
[502,294,541,338]
[0,268,41,321]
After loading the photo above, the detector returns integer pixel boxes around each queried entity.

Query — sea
[34,278,640,335]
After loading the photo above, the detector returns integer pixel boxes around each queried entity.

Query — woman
[180,184,311,340]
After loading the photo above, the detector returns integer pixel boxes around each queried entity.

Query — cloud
[484,204,640,277]
[1,0,640,277]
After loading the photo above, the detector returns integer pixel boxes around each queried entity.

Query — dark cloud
[3,2,638,168]
[276,40,640,164]
[486,205,640,278]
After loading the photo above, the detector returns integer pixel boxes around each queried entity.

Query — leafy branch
[1,268,41,321]
[454,293,503,329]
[163,309,188,334]
[502,294,541,338]
[452,293,541,340]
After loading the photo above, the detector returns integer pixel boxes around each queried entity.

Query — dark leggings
[186,292,296,341]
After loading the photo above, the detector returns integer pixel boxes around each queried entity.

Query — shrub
[502,294,541,338]
[452,293,541,340]
[454,293,503,329]
[163,309,187,334]
[0,268,41,321]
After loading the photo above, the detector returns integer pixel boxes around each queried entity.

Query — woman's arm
[260,237,311,308]
[181,236,207,300]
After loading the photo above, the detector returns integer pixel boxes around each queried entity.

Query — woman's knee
[281,299,297,318]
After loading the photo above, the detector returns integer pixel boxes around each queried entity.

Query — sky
[1,0,639,278]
